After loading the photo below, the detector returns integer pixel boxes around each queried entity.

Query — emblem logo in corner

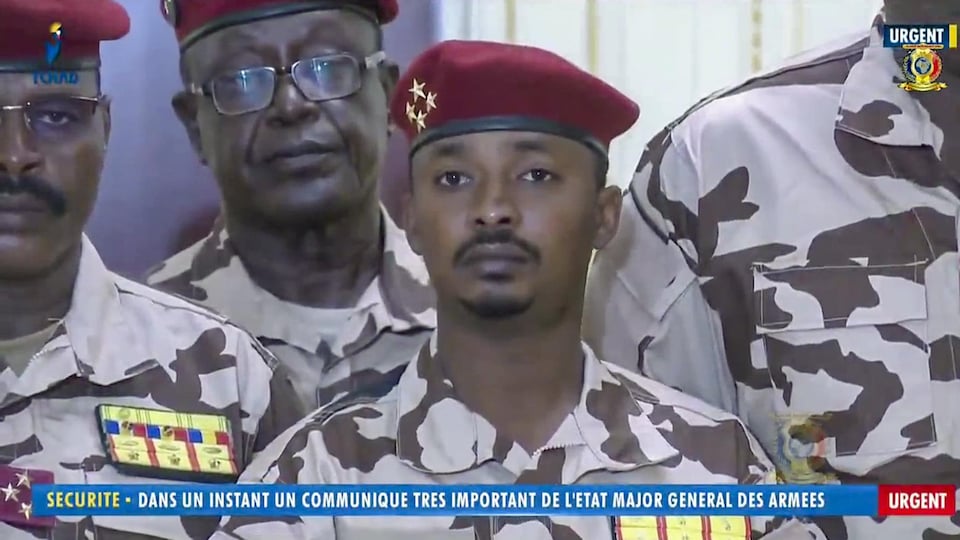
[33,22,78,85]
[899,46,948,92]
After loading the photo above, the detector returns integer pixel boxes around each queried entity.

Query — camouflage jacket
[0,236,303,539]
[584,16,960,539]
[146,208,436,410]
[212,334,815,540]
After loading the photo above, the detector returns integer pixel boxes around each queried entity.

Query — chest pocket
[751,258,935,474]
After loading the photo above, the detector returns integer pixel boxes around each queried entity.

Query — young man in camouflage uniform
[0,0,302,537]
[212,40,814,540]
[585,1,960,538]
[146,0,435,410]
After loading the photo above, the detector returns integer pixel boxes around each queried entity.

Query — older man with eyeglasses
[0,0,304,537]
[147,0,435,411]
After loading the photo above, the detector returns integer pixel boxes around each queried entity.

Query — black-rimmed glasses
[189,51,387,116]
[0,96,102,144]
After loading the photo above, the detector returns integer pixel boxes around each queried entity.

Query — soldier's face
[0,71,107,278]
[407,130,621,321]
[175,9,397,228]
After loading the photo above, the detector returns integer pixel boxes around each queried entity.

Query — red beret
[0,0,130,70]
[392,40,639,156]
[163,0,399,50]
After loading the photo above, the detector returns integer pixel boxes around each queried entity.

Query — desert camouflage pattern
[584,16,960,539]
[212,334,815,540]
[0,236,303,539]
[146,208,436,410]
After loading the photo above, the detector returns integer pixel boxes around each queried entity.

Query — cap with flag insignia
[390,40,639,158]
[0,466,54,529]
[162,0,399,50]
[0,0,130,71]
[613,516,751,540]
[96,405,239,483]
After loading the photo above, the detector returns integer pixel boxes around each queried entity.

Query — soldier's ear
[593,185,622,250]
[100,95,112,147]
[171,90,206,165]
[379,59,399,110]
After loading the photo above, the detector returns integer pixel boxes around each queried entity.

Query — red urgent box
[877,485,955,516]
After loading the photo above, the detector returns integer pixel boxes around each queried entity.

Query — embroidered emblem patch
[0,466,53,529]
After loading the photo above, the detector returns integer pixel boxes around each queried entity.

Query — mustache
[0,174,67,215]
[453,228,541,265]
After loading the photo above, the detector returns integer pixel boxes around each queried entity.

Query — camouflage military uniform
[585,16,960,539]
[212,334,815,539]
[147,208,436,410]
[0,237,302,539]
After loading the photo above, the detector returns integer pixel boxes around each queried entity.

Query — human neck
[0,244,79,340]
[435,309,585,452]
[225,200,383,308]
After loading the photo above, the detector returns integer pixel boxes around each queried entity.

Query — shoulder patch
[96,404,238,483]
[662,34,869,133]
[0,465,54,529]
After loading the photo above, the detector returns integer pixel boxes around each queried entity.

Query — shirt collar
[185,207,435,356]
[0,236,157,406]
[63,236,157,383]
[835,14,940,148]
[394,333,679,477]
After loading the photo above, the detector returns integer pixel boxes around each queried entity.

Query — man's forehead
[186,8,376,63]
[0,70,98,102]
[418,131,578,160]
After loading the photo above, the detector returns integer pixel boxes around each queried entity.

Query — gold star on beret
[403,79,437,133]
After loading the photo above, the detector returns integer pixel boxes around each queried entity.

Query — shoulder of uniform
[112,273,282,367]
[663,31,870,136]
[144,238,206,285]
[113,273,231,323]
[604,361,743,425]
[249,369,405,483]
[257,370,403,473]
[114,277,281,373]
[306,366,405,428]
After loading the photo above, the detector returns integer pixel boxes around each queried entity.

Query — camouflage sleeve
[213,419,336,539]
[233,332,306,463]
[584,126,737,413]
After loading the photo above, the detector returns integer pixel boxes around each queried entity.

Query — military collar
[0,236,154,405]
[181,207,435,356]
[835,15,940,148]
[394,333,678,477]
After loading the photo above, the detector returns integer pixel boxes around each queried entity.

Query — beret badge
[405,78,438,133]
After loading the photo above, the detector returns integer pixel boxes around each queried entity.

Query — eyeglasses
[0,96,102,144]
[189,51,387,116]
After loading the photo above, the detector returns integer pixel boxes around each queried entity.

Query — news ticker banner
[32,484,955,518]
[883,24,959,48]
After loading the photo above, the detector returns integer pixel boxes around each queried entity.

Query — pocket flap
[752,259,928,333]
